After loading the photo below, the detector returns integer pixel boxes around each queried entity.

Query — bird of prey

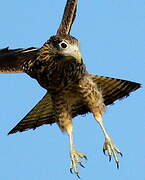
[0,0,141,177]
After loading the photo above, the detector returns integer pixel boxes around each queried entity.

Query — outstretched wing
[0,47,38,73]
[57,0,77,35]
[8,74,141,134]
[8,93,55,134]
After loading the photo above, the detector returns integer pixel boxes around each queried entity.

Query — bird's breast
[23,59,86,92]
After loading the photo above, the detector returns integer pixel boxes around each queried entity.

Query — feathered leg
[93,112,122,168]
[78,75,122,167]
[54,93,87,177]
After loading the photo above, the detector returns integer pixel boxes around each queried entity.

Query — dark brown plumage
[57,0,77,35]
[8,75,140,134]
[0,47,38,73]
[0,0,141,177]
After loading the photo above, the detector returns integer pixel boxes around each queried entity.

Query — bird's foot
[70,148,87,178]
[103,137,123,168]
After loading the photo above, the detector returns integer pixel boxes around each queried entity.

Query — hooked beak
[59,45,82,63]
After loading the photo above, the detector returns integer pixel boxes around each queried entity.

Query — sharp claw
[119,152,123,157]
[69,149,87,177]
[79,162,85,168]
[70,168,73,174]
[109,155,111,162]
[116,162,119,169]
[103,149,106,155]
[77,173,80,179]
[84,155,88,160]
[102,137,122,168]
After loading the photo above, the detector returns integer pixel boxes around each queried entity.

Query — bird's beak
[62,45,82,63]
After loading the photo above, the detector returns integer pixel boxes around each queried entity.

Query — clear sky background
[0,0,144,179]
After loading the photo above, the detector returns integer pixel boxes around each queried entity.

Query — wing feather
[90,74,141,105]
[57,0,77,35]
[0,47,38,73]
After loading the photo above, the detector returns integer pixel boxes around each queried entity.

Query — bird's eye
[59,41,68,49]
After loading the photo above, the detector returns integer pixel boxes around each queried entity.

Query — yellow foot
[70,148,87,178]
[103,137,123,168]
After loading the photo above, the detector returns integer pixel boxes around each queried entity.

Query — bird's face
[40,35,82,63]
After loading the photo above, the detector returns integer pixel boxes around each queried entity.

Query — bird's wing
[8,93,55,134]
[0,47,38,73]
[57,0,77,35]
[8,74,141,134]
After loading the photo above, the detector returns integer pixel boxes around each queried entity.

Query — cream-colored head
[40,35,82,63]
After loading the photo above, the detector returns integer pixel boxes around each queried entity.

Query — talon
[116,162,119,169]
[79,162,85,168]
[70,168,73,174]
[109,155,111,162]
[103,137,122,167]
[84,155,88,160]
[119,152,123,157]
[77,173,80,179]
[69,148,87,177]
[103,149,107,155]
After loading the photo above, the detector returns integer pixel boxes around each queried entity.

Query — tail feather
[90,74,141,105]
[8,74,141,134]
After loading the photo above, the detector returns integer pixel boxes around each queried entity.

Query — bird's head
[39,35,82,63]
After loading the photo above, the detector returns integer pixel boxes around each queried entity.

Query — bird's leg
[77,76,122,167]
[66,125,87,178]
[54,93,87,177]
[94,113,122,168]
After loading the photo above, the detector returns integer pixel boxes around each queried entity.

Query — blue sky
[0,0,144,179]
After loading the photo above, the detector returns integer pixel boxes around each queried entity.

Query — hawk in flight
[0,0,141,177]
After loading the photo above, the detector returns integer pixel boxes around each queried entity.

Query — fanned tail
[90,74,141,105]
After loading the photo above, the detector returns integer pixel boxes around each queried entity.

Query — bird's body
[23,35,88,132]
[0,0,141,177]
[0,34,140,175]
[22,34,105,135]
